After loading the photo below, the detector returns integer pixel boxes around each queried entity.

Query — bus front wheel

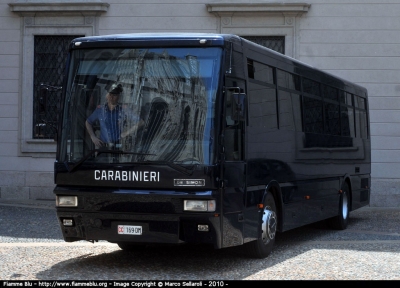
[243,193,277,258]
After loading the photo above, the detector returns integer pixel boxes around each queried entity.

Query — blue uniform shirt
[87,104,139,144]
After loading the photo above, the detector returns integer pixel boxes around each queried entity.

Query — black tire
[117,242,146,251]
[327,182,350,230]
[243,193,277,258]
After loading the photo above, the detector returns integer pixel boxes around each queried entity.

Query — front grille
[84,194,183,213]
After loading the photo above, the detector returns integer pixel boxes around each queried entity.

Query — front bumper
[57,210,222,248]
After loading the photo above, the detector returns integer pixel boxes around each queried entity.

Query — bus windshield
[60,47,222,166]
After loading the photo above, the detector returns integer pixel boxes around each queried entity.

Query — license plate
[118,225,142,235]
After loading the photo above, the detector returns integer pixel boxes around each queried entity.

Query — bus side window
[225,92,235,126]
[354,95,368,139]
[225,89,245,161]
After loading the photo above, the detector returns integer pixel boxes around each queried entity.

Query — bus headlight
[184,200,215,212]
[56,196,78,207]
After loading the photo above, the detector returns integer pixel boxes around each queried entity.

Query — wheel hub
[261,206,277,244]
[342,192,349,219]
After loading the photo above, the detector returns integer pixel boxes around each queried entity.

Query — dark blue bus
[53,33,370,258]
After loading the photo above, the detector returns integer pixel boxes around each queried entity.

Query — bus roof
[70,33,239,49]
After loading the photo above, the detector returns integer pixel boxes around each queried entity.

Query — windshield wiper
[65,149,156,173]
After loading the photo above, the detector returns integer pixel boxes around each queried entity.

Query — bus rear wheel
[327,182,350,230]
[243,193,277,258]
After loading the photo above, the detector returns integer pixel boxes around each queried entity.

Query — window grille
[33,35,83,139]
[242,36,285,54]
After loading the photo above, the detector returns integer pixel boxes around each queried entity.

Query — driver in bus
[85,83,143,149]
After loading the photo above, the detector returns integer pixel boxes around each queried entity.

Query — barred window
[303,96,324,134]
[242,36,285,54]
[33,35,82,139]
[303,78,321,97]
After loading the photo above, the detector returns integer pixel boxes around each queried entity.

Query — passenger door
[221,77,247,247]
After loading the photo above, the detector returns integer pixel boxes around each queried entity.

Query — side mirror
[231,92,246,122]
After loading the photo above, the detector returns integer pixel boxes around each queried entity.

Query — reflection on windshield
[60,47,222,165]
